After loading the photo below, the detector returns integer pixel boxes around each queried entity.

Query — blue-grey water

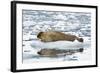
[22,10,91,63]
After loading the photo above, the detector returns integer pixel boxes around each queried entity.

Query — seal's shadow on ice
[37,48,84,57]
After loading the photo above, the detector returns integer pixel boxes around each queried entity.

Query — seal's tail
[78,48,84,52]
[76,37,84,42]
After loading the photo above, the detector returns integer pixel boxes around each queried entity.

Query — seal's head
[37,51,41,55]
[37,32,43,39]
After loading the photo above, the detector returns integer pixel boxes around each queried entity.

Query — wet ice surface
[22,10,91,63]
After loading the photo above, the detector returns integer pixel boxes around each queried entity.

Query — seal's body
[37,31,83,42]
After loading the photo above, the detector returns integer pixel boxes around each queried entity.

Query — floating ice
[30,38,90,50]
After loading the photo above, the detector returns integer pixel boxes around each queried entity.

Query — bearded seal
[37,31,83,42]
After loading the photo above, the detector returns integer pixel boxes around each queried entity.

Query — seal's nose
[37,51,41,55]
